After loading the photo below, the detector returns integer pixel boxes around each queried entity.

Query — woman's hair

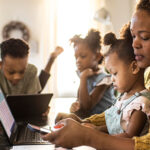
[0,38,29,60]
[103,23,135,64]
[136,0,150,14]
[70,29,103,64]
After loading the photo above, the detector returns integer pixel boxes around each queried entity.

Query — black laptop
[0,88,52,146]
[6,93,53,119]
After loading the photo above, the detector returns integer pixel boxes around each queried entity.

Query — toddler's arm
[114,110,147,138]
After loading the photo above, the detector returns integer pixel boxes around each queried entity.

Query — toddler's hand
[70,101,80,113]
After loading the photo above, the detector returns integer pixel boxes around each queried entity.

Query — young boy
[0,38,63,96]
[0,38,41,96]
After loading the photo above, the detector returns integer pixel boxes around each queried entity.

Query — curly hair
[70,29,103,63]
[136,0,150,14]
[0,38,29,60]
[103,23,135,64]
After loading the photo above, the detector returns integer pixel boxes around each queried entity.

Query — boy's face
[2,55,28,85]
[131,10,150,68]
[74,43,100,72]
[105,52,137,93]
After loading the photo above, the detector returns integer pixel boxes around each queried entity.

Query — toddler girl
[101,25,150,137]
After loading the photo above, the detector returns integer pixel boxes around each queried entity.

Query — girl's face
[130,10,150,68]
[2,55,28,85]
[74,43,100,72]
[105,52,138,93]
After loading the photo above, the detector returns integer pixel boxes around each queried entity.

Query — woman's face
[130,10,150,68]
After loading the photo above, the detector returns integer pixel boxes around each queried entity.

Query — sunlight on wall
[54,0,102,97]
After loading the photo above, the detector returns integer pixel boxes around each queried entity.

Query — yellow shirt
[84,112,106,126]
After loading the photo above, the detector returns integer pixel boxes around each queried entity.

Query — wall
[104,0,135,36]
[0,0,51,73]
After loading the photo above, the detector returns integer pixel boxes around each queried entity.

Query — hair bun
[103,32,117,46]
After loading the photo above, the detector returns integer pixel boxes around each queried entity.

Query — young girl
[69,29,116,118]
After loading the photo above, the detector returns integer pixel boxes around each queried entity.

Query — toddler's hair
[0,38,29,60]
[136,0,150,13]
[70,29,102,63]
[103,23,135,64]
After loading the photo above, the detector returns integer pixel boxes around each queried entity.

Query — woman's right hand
[55,112,82,124]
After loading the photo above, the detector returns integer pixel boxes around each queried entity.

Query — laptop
[6,93,53,119]
[0,88,52,146]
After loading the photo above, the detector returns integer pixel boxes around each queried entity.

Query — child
[101,30,150,137]
[69,29,116,118]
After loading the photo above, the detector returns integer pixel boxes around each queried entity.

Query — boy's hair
[103,23,135,64]
[0,38,29,60]
[70,29,103,63]
[136,0,150,13]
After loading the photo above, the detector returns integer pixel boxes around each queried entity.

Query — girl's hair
[136,0,150,14]
[0,38,29,60]
[103,23,135,64]
[70,29,103,64]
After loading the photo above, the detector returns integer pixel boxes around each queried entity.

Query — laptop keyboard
[16,125,49,144]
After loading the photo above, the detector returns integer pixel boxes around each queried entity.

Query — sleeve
[83,112,106,126]
[38,70,50,92]
[133,132,150,150]
[122,96,150,122]
[27,76,41,94]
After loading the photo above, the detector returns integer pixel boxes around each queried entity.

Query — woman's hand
[42,118,92,149]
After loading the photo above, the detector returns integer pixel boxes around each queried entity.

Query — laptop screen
[0,88,15,138]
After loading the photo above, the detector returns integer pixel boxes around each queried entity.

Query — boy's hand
[51,46,64,59]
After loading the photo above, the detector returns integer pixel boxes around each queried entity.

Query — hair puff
[136,0,150,11]
[103,32,117,46]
